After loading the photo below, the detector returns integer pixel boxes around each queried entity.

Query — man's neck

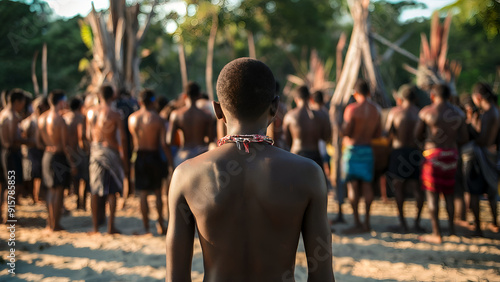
[401,100,412,109]
[481,100,492,111]
[225,122,268,137]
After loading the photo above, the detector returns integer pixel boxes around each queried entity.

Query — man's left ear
[212,101,226,123]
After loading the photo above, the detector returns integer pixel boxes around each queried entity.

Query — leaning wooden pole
[206,14,218,101]
[247,30,256,59]
[42,43,48,96]
[31,51,40,96]
[178,44,188,89]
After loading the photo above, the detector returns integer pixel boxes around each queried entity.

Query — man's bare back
[168,144,331,281]
[39,110,67,153]
[169,105,213,148]
[343,99,381,146]
[130,108,167,151]
[88,105,122,151]
[284,106,330,153]
[416,102,465,150]
[385,104,420,149]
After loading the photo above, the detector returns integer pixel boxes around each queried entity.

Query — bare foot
[342,225,369,235]
[455,219,472,229]
[418,234,442,244]
[487,223,499,233]
[87,230,101,235]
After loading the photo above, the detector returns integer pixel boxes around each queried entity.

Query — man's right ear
[212,101,226,123]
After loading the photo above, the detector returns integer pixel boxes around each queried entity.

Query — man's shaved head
[216,58,276,121]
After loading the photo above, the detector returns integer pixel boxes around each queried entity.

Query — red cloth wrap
[421,148,458,195]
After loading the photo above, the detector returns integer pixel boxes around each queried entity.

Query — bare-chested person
[384,84,425,233]
[0,89,27,223]
[128,89,173,235]
[166,58,334,281]
[415,84,468,244]
[63,97,89,210]
[21,96,49,203]
[283,85,331,168]
[463,82,499,236]
[87,85,128,234]
[341,79,381,234]
[167,82,215,167]
[37,90,74,231]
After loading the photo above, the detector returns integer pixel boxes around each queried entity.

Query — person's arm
[282,113,292,150]
[302,165,335,281]
[117,114,129,175]
[206,115,216,144]
[341,105,354,137]
[384,110,395,138]
[414,110,427,147]
[166,167,195,282]
[86,109,94,143]
[61,118,77,176]
[457,117,469,146]
[475,113,495,146]
[166,111,179,145]
[36,118,45,149]
[322,112,332,142]
[160,121,174,173]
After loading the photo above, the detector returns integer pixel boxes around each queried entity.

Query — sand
[1,194,499,281]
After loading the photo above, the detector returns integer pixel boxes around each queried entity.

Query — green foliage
[0,0,86,96]
[442,0,500,40]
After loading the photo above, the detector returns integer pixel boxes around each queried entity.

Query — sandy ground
[0,193,499,281]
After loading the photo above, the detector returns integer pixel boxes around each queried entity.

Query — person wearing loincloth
[0,89,28,224]
[385,84,425,233]
[21,96,49,203]
[415,84,468,244]
[463,82,500,235]
[87,85,128,234]
[283,86,331,169]
[167,82,215,167]
[129,89,173,234]
[340,79,382,234]
[38,90,75,232]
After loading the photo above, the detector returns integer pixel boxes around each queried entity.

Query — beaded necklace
[217,134,274,153]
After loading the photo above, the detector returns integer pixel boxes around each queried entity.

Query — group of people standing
[0,75,498,244]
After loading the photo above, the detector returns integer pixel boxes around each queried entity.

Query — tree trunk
[206,14,218,101]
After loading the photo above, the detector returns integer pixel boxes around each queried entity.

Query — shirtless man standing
[385,84,424,233]
[0,89,27,223]
[167,82,215,166]
[38,90,74,231]
[415,84,468,243]
[341,79,381,234]
[87,85,128,234]
[283,85,331,168]
[21,96,49,203]
[64,97,89,210]
[128,89,173,235]
[166,58,334,281]
[465,82,499,235]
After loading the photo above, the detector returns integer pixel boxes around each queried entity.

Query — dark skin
[21,101,49,203]
[167,94,215,148]
[469,92,499,235]
[86,94,128,234]
[415,94,468,244]
[0,99,26,224]
[64,107,87,210]
[128,101,173,235]
[283,97,331,154]
[37,99,76,232]
[341,92,381,234]
[166,98,334,282]
[385,97,424,233]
